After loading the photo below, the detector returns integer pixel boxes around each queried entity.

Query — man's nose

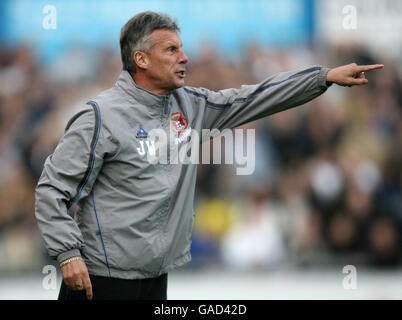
[178,49,188,64]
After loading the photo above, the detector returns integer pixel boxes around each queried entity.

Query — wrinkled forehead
[149,29,183,48]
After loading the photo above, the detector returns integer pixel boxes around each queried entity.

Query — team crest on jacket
[171,112,188,133]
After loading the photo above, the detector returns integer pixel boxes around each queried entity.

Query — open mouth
[176,71,186,78]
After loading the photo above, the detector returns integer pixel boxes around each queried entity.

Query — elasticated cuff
[318,66,333,89]
[57,249,82,264]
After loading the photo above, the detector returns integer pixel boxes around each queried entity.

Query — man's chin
[172,80,185,90]
[162,79,185,93]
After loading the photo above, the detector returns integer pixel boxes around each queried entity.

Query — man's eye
[168,47,177,52]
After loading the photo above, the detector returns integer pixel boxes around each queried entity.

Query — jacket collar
[115,70,171,107]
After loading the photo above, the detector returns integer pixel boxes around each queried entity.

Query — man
[34,11,383,300]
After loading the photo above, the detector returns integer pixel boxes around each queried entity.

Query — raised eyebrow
[166,41,183,48]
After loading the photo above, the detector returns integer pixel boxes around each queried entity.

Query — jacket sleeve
[185,65,331,130]
[34,101,109,264]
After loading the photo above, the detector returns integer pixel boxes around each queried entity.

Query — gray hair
[120,11,180,73]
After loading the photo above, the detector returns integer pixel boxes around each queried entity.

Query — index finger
[82,274,93,300]
[356,64,384,72]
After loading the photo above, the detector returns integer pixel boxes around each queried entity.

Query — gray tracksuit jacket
[35,66,331,279]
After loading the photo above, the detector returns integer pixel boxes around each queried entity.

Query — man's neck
[130,72,169,96]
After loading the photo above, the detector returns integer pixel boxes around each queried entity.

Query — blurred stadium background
[0,0,401,299]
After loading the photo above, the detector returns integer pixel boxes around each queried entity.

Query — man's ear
[134,51,149,70]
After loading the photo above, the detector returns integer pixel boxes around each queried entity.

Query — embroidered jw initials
[137,140,156,156]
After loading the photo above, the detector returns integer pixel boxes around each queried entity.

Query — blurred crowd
[0,41,401,274]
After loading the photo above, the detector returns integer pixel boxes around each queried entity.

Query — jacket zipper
[164,92,172,115]
[164,96,168,115]
[160,93,172,272]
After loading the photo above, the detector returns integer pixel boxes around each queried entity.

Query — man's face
[140,29,188,94]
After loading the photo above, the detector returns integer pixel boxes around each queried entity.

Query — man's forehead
[150,29,182,46]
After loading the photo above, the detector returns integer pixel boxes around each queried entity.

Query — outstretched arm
[326,63,384,86]
[186,63,384,131]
